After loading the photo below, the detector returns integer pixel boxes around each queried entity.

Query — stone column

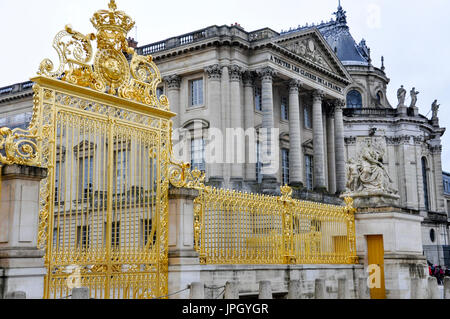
[288,80,304,187]
[243,72,256,182]
[165,75,182,128]
[221,65,231,184]
[0,164,47,299]
[168,187,201,299]
[312,90,326,191]
[431,144,446,213]
[205,65,223,182]
[326,109,336,194]
[257,67,278,193]
[229,65,244,184]
[334,99,346,194]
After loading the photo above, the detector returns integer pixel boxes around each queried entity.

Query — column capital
[164,74,182,90]
[204,64,222,80]
[257,67,277,82]
[333,99,346,110]
[242,71,255,87]
[288,79,302,93]
[229,65,245,82]
[312,89,325,102]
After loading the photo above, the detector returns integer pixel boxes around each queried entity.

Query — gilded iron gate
[28,1,175,299]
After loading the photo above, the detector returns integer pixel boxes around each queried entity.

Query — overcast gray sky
[0,0,449,170]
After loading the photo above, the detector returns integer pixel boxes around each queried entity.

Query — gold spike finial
[109,0,117,11]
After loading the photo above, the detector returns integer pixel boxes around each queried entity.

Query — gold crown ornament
[91,0,135,52]
[37,0,169,110]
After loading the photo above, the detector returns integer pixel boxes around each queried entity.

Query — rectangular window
[282,149,290,186]
[53,228,59,248]
[55,161,60,202]
[191,139,206,172]
[78,156,94,200]
[305,155,314,190]
[190,79,204,107]
[156,87,164,99]
[141,219,156,248]
[281,97,289,121]
[304,105,312,129]
[115,150,128,194]
[77,226,90,249]
[256,142,263,184]
[255,87,262,111]
[112,221,120,249]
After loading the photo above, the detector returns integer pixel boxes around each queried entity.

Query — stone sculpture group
[346,137,398,197]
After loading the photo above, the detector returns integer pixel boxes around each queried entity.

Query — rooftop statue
[397,85,406,107]
[410,87,420,108]
[432,99,440,119]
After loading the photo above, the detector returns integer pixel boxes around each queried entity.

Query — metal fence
[192,185,358,265]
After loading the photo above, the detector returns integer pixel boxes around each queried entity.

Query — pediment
[281,38,333,71]
[274,29,351,82]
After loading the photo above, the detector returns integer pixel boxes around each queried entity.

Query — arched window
[422,157,430,211]
[346,90,363,109]
[376,91,383,105]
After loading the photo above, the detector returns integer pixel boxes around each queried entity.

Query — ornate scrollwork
[168,123,206,189]
[37,1,169,111]
[168,161,206,190]
[0,126,40,166]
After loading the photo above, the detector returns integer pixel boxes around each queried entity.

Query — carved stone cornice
[430,145,443,154]
[386,135,412,145]
[229,65,244,82]
[413,136,424,145]
[256,67,277,82]
[164,75,182,90]
[204,64,222,80]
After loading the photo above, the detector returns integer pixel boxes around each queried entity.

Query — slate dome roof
[281,3,370,66]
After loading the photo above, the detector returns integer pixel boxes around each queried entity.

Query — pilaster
[164,75,182,128]
[243,71,256,182]
[205,65,223,181]
[0,164,48,299]
[334,99,346,194]
[229,65,244,181]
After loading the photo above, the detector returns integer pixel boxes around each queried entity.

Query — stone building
[0,2,448,290]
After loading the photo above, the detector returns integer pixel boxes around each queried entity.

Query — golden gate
[30,1,175,299]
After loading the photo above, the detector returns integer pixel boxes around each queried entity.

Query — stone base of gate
[168,264,365,299]
[355,210,429,299]
[0,164,47,299]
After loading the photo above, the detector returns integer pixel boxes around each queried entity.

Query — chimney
[127,37,138,49]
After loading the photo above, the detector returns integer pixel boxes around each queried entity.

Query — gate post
[0,164,47,299]
[168,187,201,299]
[281,186,295,264]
